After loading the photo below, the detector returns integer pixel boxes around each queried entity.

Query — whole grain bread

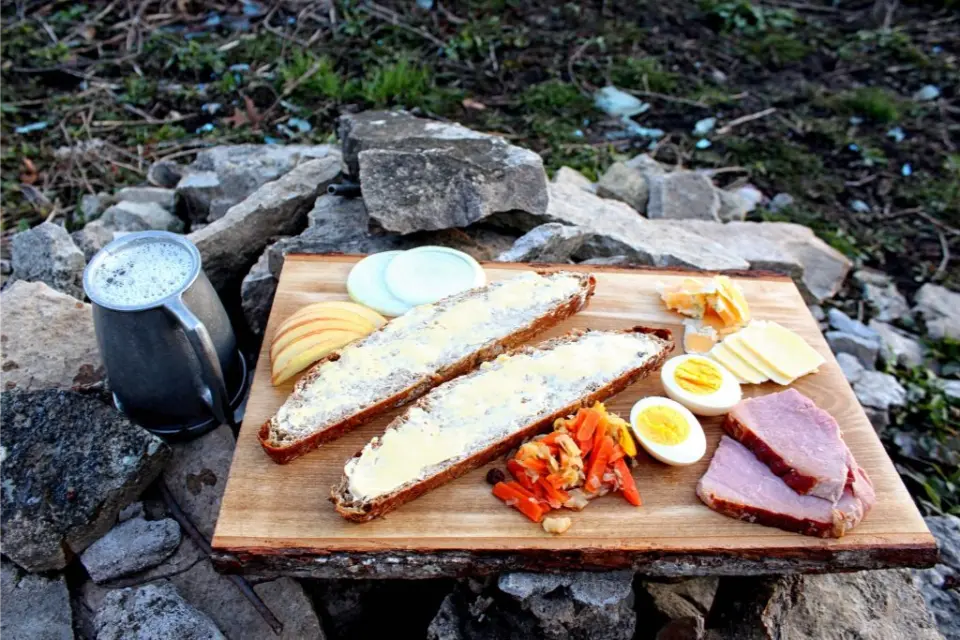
[260,271,596,464]
[331,326,674,522]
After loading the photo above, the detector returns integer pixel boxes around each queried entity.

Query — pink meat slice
[725,388,849,502]
[696,436,873,538]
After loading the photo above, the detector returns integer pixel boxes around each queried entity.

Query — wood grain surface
[212,255,937,578]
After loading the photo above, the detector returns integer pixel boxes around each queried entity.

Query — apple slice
[282,301,387,330]
[271,318,373,362]
[270,330,366,385]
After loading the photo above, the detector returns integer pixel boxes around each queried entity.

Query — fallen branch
[934,229,950,281]
[716,108,778,135]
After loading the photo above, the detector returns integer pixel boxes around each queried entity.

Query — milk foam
[89,239,195,307]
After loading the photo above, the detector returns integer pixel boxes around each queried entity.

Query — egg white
[628,397,706,466]
[660,354,742,417]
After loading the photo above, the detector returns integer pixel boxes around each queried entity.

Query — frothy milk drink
[87,238,195,308]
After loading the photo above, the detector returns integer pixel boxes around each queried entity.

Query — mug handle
[163,296,236,427]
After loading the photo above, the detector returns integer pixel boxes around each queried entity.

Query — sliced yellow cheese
[709,342,768,385]
[723,332,794,386]
[738,320,824,382]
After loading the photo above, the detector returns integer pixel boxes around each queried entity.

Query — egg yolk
[634,405,690,446]
[674,358,723,395]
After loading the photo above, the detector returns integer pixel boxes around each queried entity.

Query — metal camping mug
[83,231,239,429]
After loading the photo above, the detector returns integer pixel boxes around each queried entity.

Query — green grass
[610,57,679,93]
[832,87,902,123]
[743,33,812,64]
[701,0,797,35]
[279,52,356,101]
[361,58,431,107]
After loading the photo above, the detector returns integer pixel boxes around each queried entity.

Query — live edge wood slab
[212,255,937,580]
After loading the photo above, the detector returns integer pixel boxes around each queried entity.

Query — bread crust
[259,272,597,464]
[331,326,674,522]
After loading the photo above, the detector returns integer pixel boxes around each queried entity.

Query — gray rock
[943,379,960,402]
[707,571,939,639]
[863,406,890,431]
[346,111,549,234]
[1,389,169,572]
[534,182,748,271]
[639,579,718,639]
[913,515,960,640]
[240,250,278,337]
[189,156,341,292]
[836,352,865,384]
[580,255,632,266]
[716,189,750,222]
[170,559,324,640]
[869,319,924,368]
[496,223,586,263]
[808,304,826,322]
[162,424,235,540]
[100,201,184,233]
[854,370,907,411]
[1,280,105,392]
[915,283,960,340]
[826,331,880,369]
[854,269,910,322]
[114,186,176,211]
[828,308,880,341]
[769,192,795,212]
[71,220,116,261]
[175,171,222,222]
[80,517,181,583]
[118,501,144,523]
[552,166,596,192]
[1,560,73,640]
[673,220,804,282]
[147,159,184,189]
[95,582,225,640]
[11,221,86,299]
[596,161,649,213]
[80,192,109,220]
[646,171,720,221]
[177,144,340,222]
[623,153,668,175]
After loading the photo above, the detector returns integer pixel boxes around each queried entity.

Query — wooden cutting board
[211,255,937,579]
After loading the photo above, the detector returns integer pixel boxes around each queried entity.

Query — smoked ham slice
[723,389,850,501]
[697,436,875,538]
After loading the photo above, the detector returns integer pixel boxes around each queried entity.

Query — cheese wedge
[724,332,794,386]
[709,342,768,384]
[683,319,720,354]
[738,320,824,382]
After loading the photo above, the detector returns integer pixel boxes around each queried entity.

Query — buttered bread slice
[260,271,596,463]
[332,327,673,521]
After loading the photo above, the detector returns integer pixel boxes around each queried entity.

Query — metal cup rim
[82,230,202,312]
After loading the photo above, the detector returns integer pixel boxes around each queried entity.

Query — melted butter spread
[344,331,658,501]
[272,272,586,441]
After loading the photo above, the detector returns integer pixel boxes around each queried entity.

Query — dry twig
[716,108,778,135]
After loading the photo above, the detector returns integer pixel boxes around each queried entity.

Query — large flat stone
[1,280,105,392]
[162,424,235,541]
[913,515,960,640]
[341,110,548,234]
[673,220,804,281]
[1,560,73,640]
[80,517,181,583]
[914,283,960,340]
[1,390,169,572]
[114,186,176,211]
[10,221,86,299]
[100,201,183,233]
[95,582,225,640]
[552,166,596,192]
[189,156,341,292]
[535,182,748,270]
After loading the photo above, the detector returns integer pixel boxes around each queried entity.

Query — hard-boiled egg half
[629,397,706,466]
[660,354,742,417]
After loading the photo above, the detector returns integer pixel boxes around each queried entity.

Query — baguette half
[260,271,596,464]
[331,326,674,522]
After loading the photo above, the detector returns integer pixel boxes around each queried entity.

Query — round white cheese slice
[383,246,486,306]
[346,251,412,317]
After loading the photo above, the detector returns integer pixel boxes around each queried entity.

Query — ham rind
[724,389,849,502]
[696,436,872,538]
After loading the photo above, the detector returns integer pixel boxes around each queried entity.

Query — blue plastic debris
[572,129,584,138]
[695,139,712,149]
[287,117,311,133]
[195,123,215,134]
[901,164,912,177]
[242,0,265,16]
[850,200,871,213]
[594,86,650,118]
[912,85,940,102]
[229,63,250,73]
[201,103,222,115]
[264,136,281,145]
[886,127,906,143]
[693,117,716,136]
[203,13,221,27]
[848,143,860,152]
[416,0,435,8]
[14,122,48,134]
[932,46,942,54]
[849,116,864,126]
